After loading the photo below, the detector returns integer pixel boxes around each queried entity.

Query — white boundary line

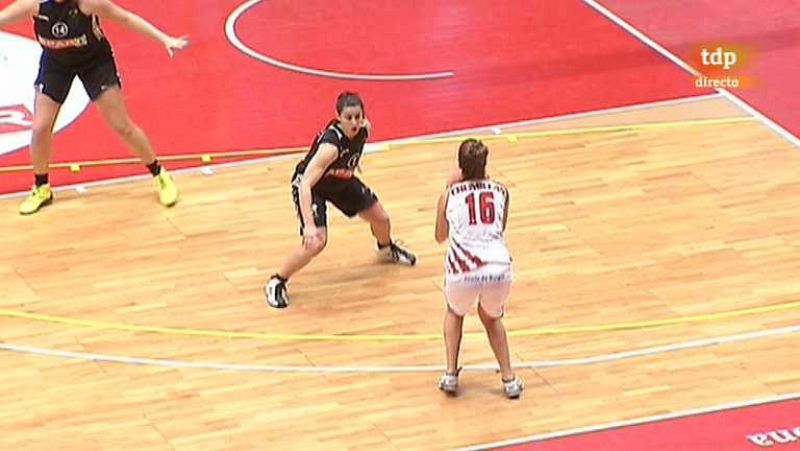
[0,325,796,374]
[458,392,800,450]
[0,93,721,201]
[582,0,800,148]
[224,0,454,81]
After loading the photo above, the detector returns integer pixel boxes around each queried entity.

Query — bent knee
[110,120,136,138]
[30,120,54,138]
[309,238,327,255]
[373,210,390,226]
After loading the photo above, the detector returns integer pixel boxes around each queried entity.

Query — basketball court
[0,0,798,449]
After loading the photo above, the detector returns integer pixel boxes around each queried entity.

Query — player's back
[445,179,511,274]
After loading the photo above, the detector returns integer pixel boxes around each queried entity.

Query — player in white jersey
[434,138,523,399]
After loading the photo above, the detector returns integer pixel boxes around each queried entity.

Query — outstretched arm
[80,0,188,56]
[0,0,37,28]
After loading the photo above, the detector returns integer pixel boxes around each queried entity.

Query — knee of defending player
[308,235,327,255]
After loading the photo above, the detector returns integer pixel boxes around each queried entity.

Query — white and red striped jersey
[444,179,511,275]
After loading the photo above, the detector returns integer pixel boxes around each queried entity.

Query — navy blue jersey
[293,121,368,189]
[34,0,112,66]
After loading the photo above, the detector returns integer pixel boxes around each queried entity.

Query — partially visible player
[0,0,186,214]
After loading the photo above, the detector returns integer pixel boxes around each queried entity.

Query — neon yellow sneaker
[153,168,179,207]
[19,184,53,215]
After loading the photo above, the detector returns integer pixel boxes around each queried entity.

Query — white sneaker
[438,371,459,394]
[377,241,417,266]
[502,376,524,399]
[265,276,289,308]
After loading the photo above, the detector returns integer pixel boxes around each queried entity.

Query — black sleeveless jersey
[34,0,112,66]
[293,121,369,188]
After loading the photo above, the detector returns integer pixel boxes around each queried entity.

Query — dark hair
[458,138,488,180]
[336,91,365,114]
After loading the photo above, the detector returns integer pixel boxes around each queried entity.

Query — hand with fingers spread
[361,117,372,134]
[163,35,189,57]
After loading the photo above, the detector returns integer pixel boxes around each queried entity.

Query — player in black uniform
[265,92,416,308]
[0,0,187,214]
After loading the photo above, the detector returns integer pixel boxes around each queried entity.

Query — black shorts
[291,176,379,234]
[35,52,121,104]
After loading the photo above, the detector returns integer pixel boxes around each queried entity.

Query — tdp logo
[701,47,737,70]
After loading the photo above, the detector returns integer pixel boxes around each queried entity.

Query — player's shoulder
[318,124,345,147]
[77,0,105,14]
[487,178,509,194]
[22,0,42,13]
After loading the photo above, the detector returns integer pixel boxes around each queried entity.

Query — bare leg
[358,202,391,246]
[478,305,514,381]
[443,307,464,374]
[277,228,328,279]
[93,87,157,165]
[30,92,61,176]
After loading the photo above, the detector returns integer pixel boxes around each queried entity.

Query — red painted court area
[0,0,706,193]
[490,397,800,451]
[599,0,800,142]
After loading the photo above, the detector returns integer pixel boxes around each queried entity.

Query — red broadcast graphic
[598,0,800,141]
[688,42,755,90]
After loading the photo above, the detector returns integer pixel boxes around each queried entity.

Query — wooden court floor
[0,96,798,450]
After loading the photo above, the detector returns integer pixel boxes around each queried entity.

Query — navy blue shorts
[291,176,378,234]
[36,52,121,104]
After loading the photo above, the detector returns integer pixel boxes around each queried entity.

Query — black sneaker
[265,276,289,308]
[378,241,417,266]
